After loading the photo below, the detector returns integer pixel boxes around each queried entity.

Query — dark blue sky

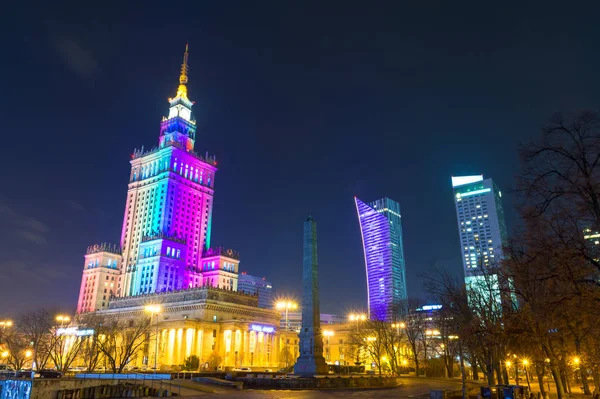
[2,2,600,315]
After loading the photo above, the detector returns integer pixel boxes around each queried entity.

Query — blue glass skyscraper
[354,197,408,321]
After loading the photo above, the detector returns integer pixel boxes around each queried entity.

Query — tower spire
[176,44,189,100]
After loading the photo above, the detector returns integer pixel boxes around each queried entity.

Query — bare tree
[518,110,600,277]
[17,310,53,370]
[96,316,150,373]
[4,330,30,371]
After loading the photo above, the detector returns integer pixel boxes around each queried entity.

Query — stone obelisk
[294,216,327,376]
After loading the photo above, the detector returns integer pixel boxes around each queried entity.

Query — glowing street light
[522,359,531,391]
[25,350,32,358]
[573,357,580,365]
[145,305,162,374]
[0,320,13,329]
[505,361,512,367]
[1,351,8,358]
[276,300,298,331]
[348,313,367,332]
[56,315,71,327]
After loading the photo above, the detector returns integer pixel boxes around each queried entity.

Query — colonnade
[145,324,280,369]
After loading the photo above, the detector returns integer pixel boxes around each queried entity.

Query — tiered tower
[119,45,219,296]
[77,244,122,313]
[77,45,246,312]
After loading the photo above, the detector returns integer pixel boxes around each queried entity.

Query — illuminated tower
[120,45,218,296]
[451,175,507,281]
[354,197,408,321]
[77,244,122,313]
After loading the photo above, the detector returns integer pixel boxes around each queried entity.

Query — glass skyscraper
[451,175,507,288]
[354,197,408,321]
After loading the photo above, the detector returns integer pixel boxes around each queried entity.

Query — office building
[354,197,408,321]
[238,273,274,309]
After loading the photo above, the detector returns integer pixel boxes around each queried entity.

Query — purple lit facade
[77,46,240,312]
[355,197,407,321]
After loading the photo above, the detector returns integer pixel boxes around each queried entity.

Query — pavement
[168,376,466,398]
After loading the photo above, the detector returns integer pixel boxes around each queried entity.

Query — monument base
[294,356,328,377]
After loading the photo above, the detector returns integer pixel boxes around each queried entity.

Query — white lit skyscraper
[451,175,507,285]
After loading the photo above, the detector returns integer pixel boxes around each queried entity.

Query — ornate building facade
[74,46,284,369]
[77,45,244,312]
[101,286,281,369]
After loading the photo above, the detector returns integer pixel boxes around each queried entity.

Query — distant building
[451,175,507,280]
[354,197,408,321]
[281,312,345,332]
[452,175,509,310]
[237,273,274,309]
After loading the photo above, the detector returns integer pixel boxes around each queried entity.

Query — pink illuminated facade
[77,46,240,312]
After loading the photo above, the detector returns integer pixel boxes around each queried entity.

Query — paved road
[176,377,464,399]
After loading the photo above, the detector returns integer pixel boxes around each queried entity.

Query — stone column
[294,216,327,376]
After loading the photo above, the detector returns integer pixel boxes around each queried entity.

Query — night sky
[2,2,600,316]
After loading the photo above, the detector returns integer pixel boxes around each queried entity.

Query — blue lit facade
[451,175,507,280]
[355,197,408,321]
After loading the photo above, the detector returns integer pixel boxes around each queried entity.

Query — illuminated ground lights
[354,197,408,321]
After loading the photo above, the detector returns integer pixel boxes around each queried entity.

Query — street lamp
[276,300,297,369]
[0,321,13,330]
[56,315,71,327]
[323,330,334,363]
[1,351,8,359]
[145,305,162,374]
[348,313,366,332]
[276,301,298,331]
[522,359,531,390]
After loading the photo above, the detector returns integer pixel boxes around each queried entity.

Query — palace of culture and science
[74,46,283,369]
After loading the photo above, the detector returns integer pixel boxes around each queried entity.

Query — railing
[86,243,121,255]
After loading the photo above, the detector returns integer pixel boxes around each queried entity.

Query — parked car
[37,369,63,378]
[14,369,33,378]
[0,364,15,377]
[233,367,252,372]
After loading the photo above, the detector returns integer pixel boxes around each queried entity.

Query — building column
[230,329,236,367]
[196,328,203,364]
[167,329,175,365]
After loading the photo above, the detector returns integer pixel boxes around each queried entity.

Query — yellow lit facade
[98,286,282,369]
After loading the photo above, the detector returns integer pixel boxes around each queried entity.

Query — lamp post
[348,313,366,368]
[0,320,13,330]
[348,313,366,333]
[275,300,297,369]
[145,305,162,374]
[522,359,531,390]
[56,315,71,327]
[323,330,334,364]
[275,301,298,331]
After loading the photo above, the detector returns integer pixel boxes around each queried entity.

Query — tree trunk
[591,367,600,395]
[487,349,495,386]
[472,357,480,381]
[551,366,567,399]
[536,363,546,397]
[574,339,591,395]
[561,367,571,394]
[459,340,467,399]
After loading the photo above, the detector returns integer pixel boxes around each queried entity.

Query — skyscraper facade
[77,46,240,312]
[354,197,408,321]
[451,175,507,284]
